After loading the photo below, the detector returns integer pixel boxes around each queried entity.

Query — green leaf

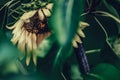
[70,65,84,80]
[2,60,19,75]
[37,34,56,58]
[91,63,120,80]
[50,0,84,46]
[85,73,104,80]
[0,30,19,64]
[50,0,84,72]
[52,44,73,72]
[103,0,119,18]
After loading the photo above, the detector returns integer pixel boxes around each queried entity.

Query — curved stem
[61,72,67,80]
[8,6,22,16]
[85,49,101,54]
[9,0,21,8]
[93,11,120,34]
[93,11,120,23]
[9,8,22,14]
[94,16,109,40]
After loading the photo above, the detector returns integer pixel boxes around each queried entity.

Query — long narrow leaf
[50,0,84,46]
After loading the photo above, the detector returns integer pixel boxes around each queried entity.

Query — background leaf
[37,34,56,58]
[0,30,19,64]
[50,0,84,46]
[91,63,120,80]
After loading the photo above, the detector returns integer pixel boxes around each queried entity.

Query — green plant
[0,0,120,80]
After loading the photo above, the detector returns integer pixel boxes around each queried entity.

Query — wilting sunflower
[7,3,53,66]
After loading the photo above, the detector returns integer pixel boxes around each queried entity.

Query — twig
[94,16,108,40]
[61,72,67,80]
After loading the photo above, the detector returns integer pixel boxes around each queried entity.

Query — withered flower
[7,3,53,66]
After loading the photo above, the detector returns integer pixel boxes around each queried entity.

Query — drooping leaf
[50,0,84,73]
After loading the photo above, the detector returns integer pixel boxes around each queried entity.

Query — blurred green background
[0,0,120,80]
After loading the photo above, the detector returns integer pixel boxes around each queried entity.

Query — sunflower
[7,3,53,66]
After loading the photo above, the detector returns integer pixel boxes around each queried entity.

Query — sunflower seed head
[7,3,52,66]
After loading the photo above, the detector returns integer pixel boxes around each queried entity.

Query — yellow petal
[72,40,78,48]
[74,34,82,43]
[46,3,53,10]
[79,21,89,30]
[26,32,32,66]
[12,20,24,34]
[32,33,37,65]
[24,19,30,23]
[72,34,83,48]
[38,9,45,20]
[11,28,24,45]
[17,28,26,60]
[20,10,37,20]
[77,29,85,38]
[6,21,19,30]
[32,33,37,50]
[42,8,51,17]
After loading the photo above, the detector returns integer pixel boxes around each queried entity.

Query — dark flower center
[23,11,50,34]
